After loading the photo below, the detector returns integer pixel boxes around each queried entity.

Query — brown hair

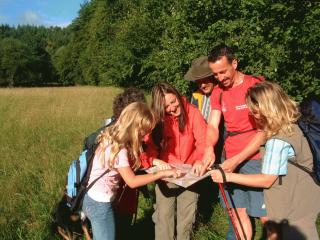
[208,45,235,64]
[151,82,187,150]
[112,87,146,119]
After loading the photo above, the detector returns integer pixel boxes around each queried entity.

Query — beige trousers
[153,181,199,240]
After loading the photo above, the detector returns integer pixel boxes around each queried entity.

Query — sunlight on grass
[0,86,121,239]
[0,86,319,239]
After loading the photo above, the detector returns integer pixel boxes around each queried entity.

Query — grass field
[0,87,318,239]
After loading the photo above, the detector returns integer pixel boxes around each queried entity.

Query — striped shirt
[201,95,211,122]
[262,138,295,175]
[190,93,211,122]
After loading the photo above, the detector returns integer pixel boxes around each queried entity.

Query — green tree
[0,38,33,86]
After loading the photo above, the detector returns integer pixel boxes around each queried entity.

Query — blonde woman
[211,81,320,239]
[82,102,181,240]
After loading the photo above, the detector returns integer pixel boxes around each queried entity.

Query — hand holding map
[146,163,213,188]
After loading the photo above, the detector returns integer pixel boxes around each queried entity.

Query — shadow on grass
[130,179,221,240]
[131,206,155,240]
[195,177,220,224]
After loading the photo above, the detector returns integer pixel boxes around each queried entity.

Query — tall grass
[0,87,121,239]
[0,87,319,240]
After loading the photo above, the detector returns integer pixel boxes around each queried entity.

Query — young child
[82,102,181,240]
[211,81,320,239]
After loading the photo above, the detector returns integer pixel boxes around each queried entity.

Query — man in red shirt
[199,45,267,240]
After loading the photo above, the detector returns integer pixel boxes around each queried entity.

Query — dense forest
[0,0,319,100]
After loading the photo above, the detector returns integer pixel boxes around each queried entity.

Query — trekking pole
[213,165,242,240]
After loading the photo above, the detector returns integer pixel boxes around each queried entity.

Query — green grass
[0,86,122,239]
[0,87,319,240]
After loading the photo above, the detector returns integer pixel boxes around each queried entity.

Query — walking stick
[213,165,242,240]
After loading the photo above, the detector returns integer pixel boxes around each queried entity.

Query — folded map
[145,163,213,188]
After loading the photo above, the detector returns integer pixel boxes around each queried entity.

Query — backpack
[83,117,115,151]
[52,122,113,239]
[65,143,109,212]
[297,96,320,183]
[66,119,115,212]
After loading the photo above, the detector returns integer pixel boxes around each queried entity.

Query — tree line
[0,0,319,100]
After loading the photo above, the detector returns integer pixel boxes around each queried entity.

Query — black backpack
[298,96,320,183]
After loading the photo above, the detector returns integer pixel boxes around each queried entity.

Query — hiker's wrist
[226,173,233,183]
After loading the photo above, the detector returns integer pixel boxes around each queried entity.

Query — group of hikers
[70,45,320,240]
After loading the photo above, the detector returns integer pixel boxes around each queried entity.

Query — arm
[140,134,159,168]
[152,158,172,170]
[221,131,266,172]
[192,109,221,176]
[211,170,278,188]
[202,110,222,166]
[189,107,208,175]
[117,166,180,188]
[191,107,207,161]
[213,138,290,188]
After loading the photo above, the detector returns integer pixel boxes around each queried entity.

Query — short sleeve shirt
[210,75,262,159]
[88,146,130,202]
[262,139,295,175]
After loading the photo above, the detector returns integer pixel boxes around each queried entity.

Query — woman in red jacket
[142,82,207,240]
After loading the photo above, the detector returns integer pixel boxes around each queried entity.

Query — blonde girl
[82,102,181,240]
[211,81,320,239]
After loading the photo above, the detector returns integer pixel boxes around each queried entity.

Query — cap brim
[184,71,213,81]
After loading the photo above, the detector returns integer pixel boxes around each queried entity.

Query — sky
[0,0,86,27]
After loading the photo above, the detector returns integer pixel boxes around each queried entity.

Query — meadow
[0,87,318,239]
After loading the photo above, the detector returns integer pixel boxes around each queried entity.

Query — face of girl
[164,93,181,117]
[249,108,265,127]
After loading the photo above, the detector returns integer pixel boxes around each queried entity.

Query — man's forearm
[232,131,266,164]
[205,124,219,149]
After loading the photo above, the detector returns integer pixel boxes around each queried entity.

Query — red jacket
[141,99,207,167]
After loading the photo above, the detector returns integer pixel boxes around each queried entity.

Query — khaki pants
[153,181,198,240]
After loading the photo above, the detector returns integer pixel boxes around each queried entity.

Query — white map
[146,163,213,188]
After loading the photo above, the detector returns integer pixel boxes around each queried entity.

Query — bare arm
[117,166,179,189]
[234,131,266,163]
[228,172,277,188]
[202,110,222,166]
[211,170,278,188]
[221,131,266,172]
[193,110,221,176]
[152,158,171,170]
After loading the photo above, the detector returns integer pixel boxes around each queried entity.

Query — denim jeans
[83,194,115,240]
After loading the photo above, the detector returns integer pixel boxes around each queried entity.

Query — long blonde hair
[96,102,155,170]
[246,81,300,139]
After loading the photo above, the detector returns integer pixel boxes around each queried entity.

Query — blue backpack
[65,143,110,212]
[298,96,320,184]
[65,120,115,212]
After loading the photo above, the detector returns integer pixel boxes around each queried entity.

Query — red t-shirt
[211,75,262,159]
